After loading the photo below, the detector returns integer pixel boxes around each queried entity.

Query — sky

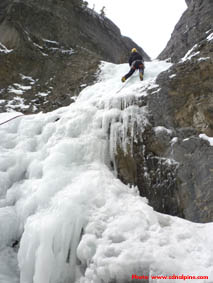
[87,0,187,59]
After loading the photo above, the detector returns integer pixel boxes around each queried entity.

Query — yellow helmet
[131,48,137,53]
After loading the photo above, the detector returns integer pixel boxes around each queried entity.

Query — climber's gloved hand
[121,76,126,83]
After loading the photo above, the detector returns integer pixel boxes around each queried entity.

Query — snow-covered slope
[0,61,212,283]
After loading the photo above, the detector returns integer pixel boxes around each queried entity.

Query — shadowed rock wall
[0,0,150,113]
[115,0,213,223]
[158,0,213,62]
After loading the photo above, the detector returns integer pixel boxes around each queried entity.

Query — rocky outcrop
[115,1,213,223]
[154,46,213,135]
[147,30,213,222]
[0,0,150,114]
[115,125,183,218]
[158,0,213,62]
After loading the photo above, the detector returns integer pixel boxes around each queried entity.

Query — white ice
[0,112,24,125]
[0,60,212,283]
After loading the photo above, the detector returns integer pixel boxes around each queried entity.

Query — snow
[13,84,32,91]
[8,87,24,95]
[6,97,29,110]
[48,47,75,55]
[8,84,32,95]
[41,39,75,55]
[0,42,13,54]
[150,88,161,94]
[207,32,213,41]
[180,44,200,62]
[199,134,213,146]
[36,92,49,97]
[60,48,75,55]
[0,60,213,283]
[20,74,35,82]
[181,32,213,63]
[20,74,37,86]
[198,57,210,62]
[154,126,173,135]
[6,82,34,110]
[33,42,48,56]
[205,29,212,34]
[170,137,178,145]
[33,42,44,50]
[0,99,6,104]
[42,39,59,45]
[8,81,33,96]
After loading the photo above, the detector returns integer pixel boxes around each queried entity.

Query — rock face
[146,54,213,223]
[115,1,213,223]
[158,0,213,62]
[0,0,150,113]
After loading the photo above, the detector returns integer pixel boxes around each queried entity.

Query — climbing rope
[116,76,134,94]
[0,114,24,126]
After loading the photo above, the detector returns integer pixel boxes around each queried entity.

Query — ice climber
[121,48,144,82]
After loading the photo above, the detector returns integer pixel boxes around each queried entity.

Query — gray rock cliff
[115,0,213,223]
[0,0,150,113]
[158,0,213,62]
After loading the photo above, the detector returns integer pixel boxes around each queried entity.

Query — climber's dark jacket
[128,51,143,67]
[122,52,144,81]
